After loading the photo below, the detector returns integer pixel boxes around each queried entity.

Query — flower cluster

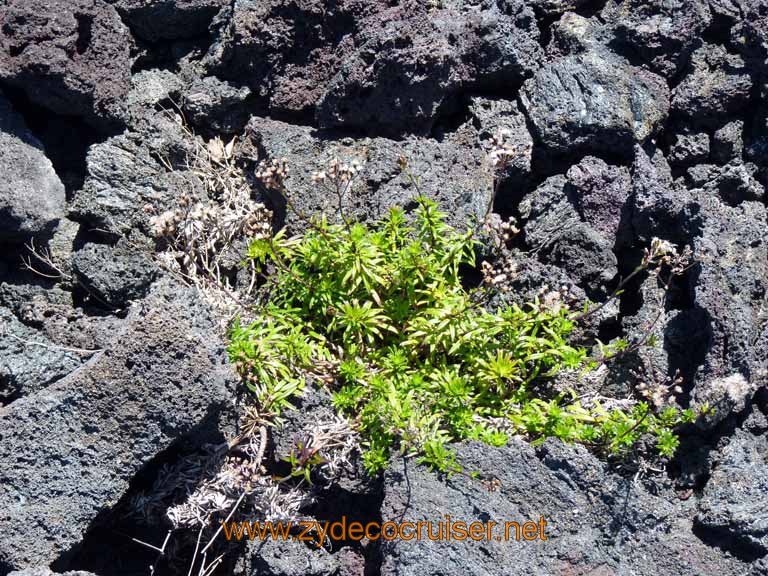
[255,158,290,191]
[536,284,577,315]
[151,195,272,275]
[479,214,521,293]
[311,158,364,185]
[643,237,693,274]
[483,212,520,247]
[488,129,532,169]
[636,369,685,409]
[481,258,518,292]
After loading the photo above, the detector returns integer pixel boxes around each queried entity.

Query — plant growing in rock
[149,124,273,324]
[228,158,700,475]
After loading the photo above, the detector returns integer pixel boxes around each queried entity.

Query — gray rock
[713,120,745,164]
[610,273,710,401]
[0,308,82,403]
[630,144,697,245]
[695,373,761,428]
[519,157,630,289]
[672,44,753,129]
[72,239,157,308]
[234,538,342,576]
[182,76,252,134]
[566,156,633,248]
[69,111,204,235]
[519,49,669,157]
[106,0,227,43]
[0,93,66,241]
[710,162,765,204]
[548,223,618,291]
[380,439,751,576]
[204,0,373,118]
[731,1,768,78]
[0,279,236,571]
[519,174,580,250]
[246,116,492,233]
[708,0,749,31]
[0,0,134,130]
[689,196,767,425]
[687,163,720,188]
[208,0,542,135]
[669,131,711,166]
[317,0,542,135]
[488,249,620,341]
[687,161,765,205]
[490,250,584,306]
[526,0,590,17]
[749,557,768,576]
[546,12,613,58]
[0,280,75,321]
[602,0,711,78]
[697,427,768,553]
[124,69,185,115]
[45,219,81,288]
[0,280,121,353]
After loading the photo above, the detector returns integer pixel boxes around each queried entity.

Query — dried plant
[150,120,274,325]
[280,414,360,485]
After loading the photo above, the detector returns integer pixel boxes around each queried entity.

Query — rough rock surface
[0,280,123,353]
[519,49,670,156]
[1,0,768,573]
[526,0,590,17]
[69,111,203,235]
[669,131,711,166]
[381,439,751,576]
[106,0,227,43]
[566,156,633,248]
[696,409,768,555]
[182,76,252,134]
[672,44,753,128]
[72,239,156,308]
[518,156,633,290]
[0,279,235,571]
[602,0,711,78]
[0,308,82,404]
[469,96,534,197]
[207,0,542,135]
[0,93,65,241]
[0,0,134,130]
[8,570,97,576]
[689,196,767,424]
[247,116,493,232]
[234,538,345,576]
[630,143,694,245]
[713,120,745,164]
[124,69,185,116]
[315,0,542,135]
[692,162,764,204]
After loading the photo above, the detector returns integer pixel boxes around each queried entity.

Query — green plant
[228,195,697,475]
[281,440,327,485]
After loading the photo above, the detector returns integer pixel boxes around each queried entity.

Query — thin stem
[200,491,246,556]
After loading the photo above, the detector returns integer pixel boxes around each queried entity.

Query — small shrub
[228,195,697,475]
